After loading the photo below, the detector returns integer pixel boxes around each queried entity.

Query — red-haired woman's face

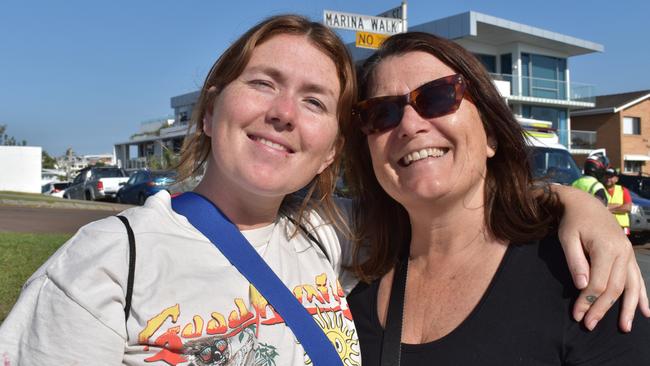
[365,51,496,211]
[202,34,341,201]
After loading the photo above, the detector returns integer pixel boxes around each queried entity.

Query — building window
[624,160,644,173]
[473,53,496,73]
[521,53,567,100]
[500,53,512,75]
[623,117,641,135]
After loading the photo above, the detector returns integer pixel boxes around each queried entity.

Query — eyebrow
[245,65,337,100]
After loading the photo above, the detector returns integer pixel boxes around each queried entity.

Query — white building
[0,146,42,193]
[349,11,602,150]
[114,116,189,170]
[115,10,603,161]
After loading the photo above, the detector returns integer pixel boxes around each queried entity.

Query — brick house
[571,90,650,174]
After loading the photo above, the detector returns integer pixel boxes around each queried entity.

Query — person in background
[572,154,610,205]
[605,167,632,235]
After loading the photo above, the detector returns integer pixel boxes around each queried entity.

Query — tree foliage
[42,150,57,169]
[0,125,26,146]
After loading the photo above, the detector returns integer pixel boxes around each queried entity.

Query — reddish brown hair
[176,14,357,232]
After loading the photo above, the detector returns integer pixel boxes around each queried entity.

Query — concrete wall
[0,146,42,193]
[572,99,650,173]
[572,112,621,168]
[621,99,650,174]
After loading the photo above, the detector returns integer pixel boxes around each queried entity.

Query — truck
[519,118,582,185]
[63,166,129,201]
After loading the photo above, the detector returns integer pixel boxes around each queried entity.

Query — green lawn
[0,232,71,322]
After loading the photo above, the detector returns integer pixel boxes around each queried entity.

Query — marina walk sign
[323,10,404,35]
[323,3,407,49]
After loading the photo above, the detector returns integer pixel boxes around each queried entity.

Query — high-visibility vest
[608,184,630,228]
[572,176,610,201]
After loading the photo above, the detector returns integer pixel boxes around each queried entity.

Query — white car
[41,182,71,198]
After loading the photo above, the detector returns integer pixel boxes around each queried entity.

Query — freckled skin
[202,34,341,206]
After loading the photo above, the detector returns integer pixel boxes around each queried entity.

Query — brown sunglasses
[352,74,468,135]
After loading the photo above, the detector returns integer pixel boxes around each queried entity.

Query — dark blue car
[116,170,176,205]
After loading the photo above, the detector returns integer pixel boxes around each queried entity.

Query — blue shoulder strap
[172,192,342,366]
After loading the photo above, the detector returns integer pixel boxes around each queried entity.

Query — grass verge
[0,191,131,211]
[0,232,71,322]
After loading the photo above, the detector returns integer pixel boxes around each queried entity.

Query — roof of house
[572,90,650,116]
[348,10,604,62]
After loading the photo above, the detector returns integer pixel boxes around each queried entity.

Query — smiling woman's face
[365,51,496,209]
[202,34,341,200]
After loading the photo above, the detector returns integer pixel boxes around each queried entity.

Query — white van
[519,118,582,185]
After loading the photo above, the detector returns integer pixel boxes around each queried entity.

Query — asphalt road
[636,247,650,287]
[0,205,121,234]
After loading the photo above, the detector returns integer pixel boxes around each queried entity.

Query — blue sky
[1,0,648,156]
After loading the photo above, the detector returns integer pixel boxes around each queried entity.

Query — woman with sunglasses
[0,16,644,365]
[344,32,650,365]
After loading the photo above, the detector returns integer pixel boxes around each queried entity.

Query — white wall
[0,146,42,193]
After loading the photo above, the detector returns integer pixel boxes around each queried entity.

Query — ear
[486,135,497,158]
[316,144,338,175]
[202,110,213,137]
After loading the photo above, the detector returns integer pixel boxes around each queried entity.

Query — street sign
[355,31,389,49]
[323,10,404,35]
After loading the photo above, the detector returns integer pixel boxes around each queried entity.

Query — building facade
[571,90,650,174]
[116,10,603,164]
[350,11,602,149]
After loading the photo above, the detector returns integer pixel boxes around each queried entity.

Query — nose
[266,92,296,131]
[397,104,430,139]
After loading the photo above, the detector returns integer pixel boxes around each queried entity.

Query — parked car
[618,174,650,199]
[116,170,177,205]
[64,166,129,201]
[522,119,581,185]
[41,181,71,198]
[629,190,650,244]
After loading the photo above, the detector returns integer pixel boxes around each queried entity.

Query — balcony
[490,73,595,107]
[570,130,597,154]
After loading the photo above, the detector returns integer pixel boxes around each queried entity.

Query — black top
[347,235,650,365]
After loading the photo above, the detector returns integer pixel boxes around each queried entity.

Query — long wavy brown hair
[343,32,563,282]
[176,14,356,232]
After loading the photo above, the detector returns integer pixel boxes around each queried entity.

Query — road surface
[0,205,120,234]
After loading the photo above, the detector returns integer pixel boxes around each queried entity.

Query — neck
[194,174,283,231]
[405,181,501,261]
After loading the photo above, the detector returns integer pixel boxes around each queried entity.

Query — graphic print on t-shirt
[137,273,359,366]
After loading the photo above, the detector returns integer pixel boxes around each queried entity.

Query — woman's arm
[553,184,650,332]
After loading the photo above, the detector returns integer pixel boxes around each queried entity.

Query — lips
[248,134,294,153]
[400,147,449,166]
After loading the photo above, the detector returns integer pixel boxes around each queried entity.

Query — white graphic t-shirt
[0,191,361,366]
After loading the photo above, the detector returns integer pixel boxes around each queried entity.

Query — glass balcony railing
[571,130,597,149]
[489,73,595,103]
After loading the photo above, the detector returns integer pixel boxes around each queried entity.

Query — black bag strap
[116,215,136,321]
[380,249,410,366]
[284,215,331,264]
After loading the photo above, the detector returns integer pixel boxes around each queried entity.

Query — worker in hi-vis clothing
[604,167,632,235]
[572,154,610,205]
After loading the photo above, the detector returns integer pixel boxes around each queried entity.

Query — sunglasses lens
[361,101,403,133]
[416,83,458,118]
